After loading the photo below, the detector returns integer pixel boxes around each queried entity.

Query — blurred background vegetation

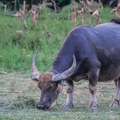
[0,0,118,11]
[0,0,116,72]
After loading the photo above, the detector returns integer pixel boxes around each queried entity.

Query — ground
[0,73,120,120]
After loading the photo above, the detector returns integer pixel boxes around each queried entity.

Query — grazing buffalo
[31,19,120,110]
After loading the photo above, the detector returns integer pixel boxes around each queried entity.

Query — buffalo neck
[51,25,96,74]
[51,34,75,74]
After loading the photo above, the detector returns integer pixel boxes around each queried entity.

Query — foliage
[0,6,114,72]
[0,2,3,10]
[56,0,71,7]
[102,0,118,8]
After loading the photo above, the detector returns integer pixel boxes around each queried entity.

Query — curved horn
[31,50,41,80]
[52,55,76,81]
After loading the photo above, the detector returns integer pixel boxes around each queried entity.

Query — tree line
[0,0,118,11]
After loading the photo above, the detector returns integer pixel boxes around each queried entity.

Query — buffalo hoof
[61,103,73,110]
[109,99,120,107]
[88,102,98,110]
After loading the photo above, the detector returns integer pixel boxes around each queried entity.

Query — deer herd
[13,0,120,28]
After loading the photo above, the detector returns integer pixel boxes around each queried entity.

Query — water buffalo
[31,19,120,110]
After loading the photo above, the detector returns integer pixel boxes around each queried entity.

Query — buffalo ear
[56,80,65,92]
[57,83,63,92]
[58,80,65,86]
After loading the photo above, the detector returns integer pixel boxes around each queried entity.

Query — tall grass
[0,6,114,72]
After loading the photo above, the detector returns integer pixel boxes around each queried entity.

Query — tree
[102,0,118,8]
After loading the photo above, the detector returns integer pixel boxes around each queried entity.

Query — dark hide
[36,19,120,110]
[111,18,120,24]
[52,21,120,82]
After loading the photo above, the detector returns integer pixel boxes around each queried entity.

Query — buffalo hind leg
[88,68,100,110]
[62,80,74,109]
[110,78,120,107]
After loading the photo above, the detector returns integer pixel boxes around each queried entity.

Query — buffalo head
[31,51,76,110]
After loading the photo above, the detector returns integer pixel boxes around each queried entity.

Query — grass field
[0,4,119,120]
[0,73,120,120]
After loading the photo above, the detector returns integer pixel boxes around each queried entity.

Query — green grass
[0,6,114,72]
[0,7,74,72]
[0,5,118,120]
[0,73,120,120]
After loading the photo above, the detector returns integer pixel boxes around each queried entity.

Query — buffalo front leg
[110,78,120,107]
[62,80,74,109]
[88,68,100,110]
